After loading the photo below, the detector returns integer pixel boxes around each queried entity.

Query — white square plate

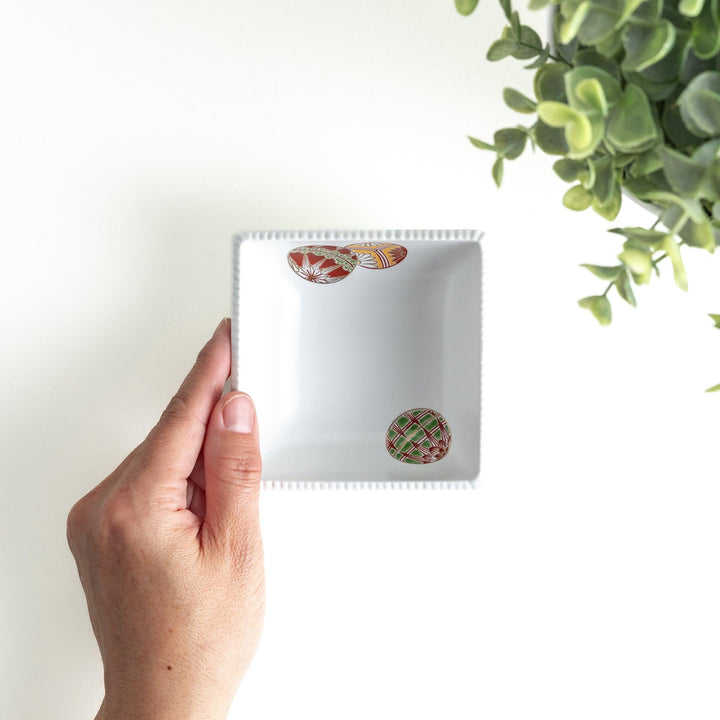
[231,229,482,489]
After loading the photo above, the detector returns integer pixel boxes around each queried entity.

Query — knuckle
[195,341,214,366]
[215,451,263,487]
[95,490,139,547]
[161,389,194,425]
[66,498,88,551]
[156,389,205,442]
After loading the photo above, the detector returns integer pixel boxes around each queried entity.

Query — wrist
[97,680,232,720]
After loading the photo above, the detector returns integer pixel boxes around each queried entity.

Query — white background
[2,1,719,718]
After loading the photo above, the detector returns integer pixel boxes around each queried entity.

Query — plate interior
[232,230,482,486]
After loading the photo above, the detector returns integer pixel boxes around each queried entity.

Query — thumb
[203,391,262,547]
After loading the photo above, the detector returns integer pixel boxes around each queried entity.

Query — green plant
[458,0,720,327]
[708,313,720,391]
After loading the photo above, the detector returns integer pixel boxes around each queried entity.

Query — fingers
[139,319,231,494]
[202,392,262,549]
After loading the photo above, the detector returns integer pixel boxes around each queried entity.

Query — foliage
[458,0,719,326]
[707,313,720,391]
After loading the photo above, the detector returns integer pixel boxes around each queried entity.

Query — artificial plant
[457,0,720,340]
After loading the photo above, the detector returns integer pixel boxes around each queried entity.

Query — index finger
[139,318,231,486]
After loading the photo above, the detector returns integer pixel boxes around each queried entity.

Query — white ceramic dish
[231,229,482,489]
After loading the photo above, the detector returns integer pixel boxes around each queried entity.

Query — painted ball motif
[343,242,408,270]
[385,408,451,464]
[287,245,359,284]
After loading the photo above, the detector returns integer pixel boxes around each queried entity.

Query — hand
[67,319,265,720]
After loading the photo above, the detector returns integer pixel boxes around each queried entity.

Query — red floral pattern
[287,245,359,284]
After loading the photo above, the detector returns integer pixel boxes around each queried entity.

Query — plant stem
[514,39,567,65]
[670,211,690,236]
[652,252,668,266]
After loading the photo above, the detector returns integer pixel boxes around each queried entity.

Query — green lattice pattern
[386,408,451,464]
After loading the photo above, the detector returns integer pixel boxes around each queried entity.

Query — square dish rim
[231,228,484,490]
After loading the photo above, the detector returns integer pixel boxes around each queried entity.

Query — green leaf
[578,295,612,325]
[624,70,679,102]
[629,148,665,177]
[534,63,569,102]
[637,192,706,223]
[690,138,720,165]
[622,175,668,201]
[559,0,591,44]
[592,156,615,204]
[633,0,663,21]
[508,24,543,60]
[615,268,637,306]
[502,25,543,60]
[529,0,550,8]
[503,88,537,113]
[509,11,522,39]
[609,226,667,246]
[494,128,527,159]
[692,0,720,58]
[685,90,720,136]
[618,247,653,277]
[487,38,518,61]
[621,0,655,21]
[575,2,622,45]
[455,0,480,14]
[499,0,512,21]
[709,313,720,327]
[685,219,716,251]
[621,20,676,73]
[606,85,660,153]
[581,263,623,280]
[534,121,569,155]
[537,102,601,158]
[639,34,690,85]
[469,136,498,151]
[555,24,580,65]
[681,46,716,85]
[554,158,588,182]
[680,0,705,16]
[612,153,638,170]
[677,71,720,137]
[525,44,552,70]
[595,27,625,59]
[664,205,716,251]
[705,383,720,392]
[537,101,581,126]
[574,49,621,80]
[563,184,594,210]
[492,156,504,187]
[574,78,609,115]
[581,157,596,188]
[658,145,708,195]
[564,66,622,112]
[592,183,622,220]
[662,234,689,290]
[661,101,705,153]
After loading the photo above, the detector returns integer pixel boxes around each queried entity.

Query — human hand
[67,319,264,720]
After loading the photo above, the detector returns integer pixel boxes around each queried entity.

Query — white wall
[2,1,719,718]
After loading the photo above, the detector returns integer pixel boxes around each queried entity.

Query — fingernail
[214,318,229,335]
[222,393,255,433]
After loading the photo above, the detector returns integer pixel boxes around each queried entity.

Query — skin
[66,319,265,720]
